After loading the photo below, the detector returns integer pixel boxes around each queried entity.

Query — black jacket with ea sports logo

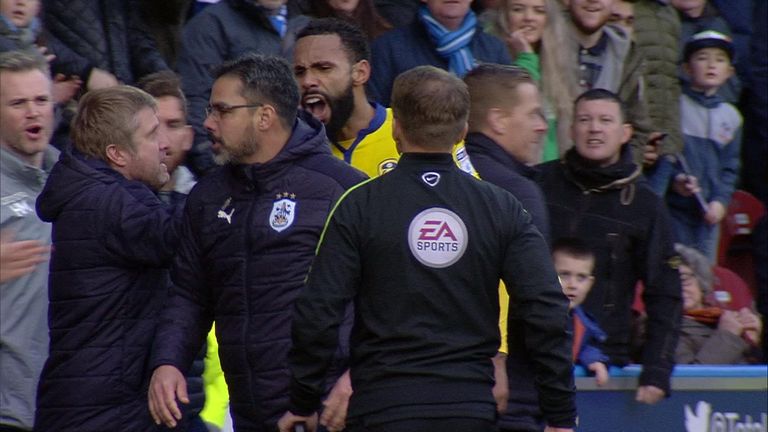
[288,152,577,428]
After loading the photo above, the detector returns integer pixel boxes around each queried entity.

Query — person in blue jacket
[34,85,181,432]
[147,54,366,432]
[367,0,511,106]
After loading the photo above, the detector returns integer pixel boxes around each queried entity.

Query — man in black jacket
[537,88,682,405]
[279,66,575,432]
[147,54,365,432]
[464,64,561,432]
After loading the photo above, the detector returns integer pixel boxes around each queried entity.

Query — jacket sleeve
[500,197,576,428]
[101,185,182,267]
[288,193,362,416]
[150,206,214,372]
[637,202,682,394]
[45,30,93,79]
[513,51,541,82]
[125,0,169,78]
[620,42,653,166]
[176,15,225,177]
[711,125,742,206]
[676,328,749,364]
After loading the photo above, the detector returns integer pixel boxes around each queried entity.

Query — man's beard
[213,123,259,165]
[324,84,355,142]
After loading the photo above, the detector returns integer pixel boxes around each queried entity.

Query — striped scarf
[417,5,477,77]
[268,5,288,38]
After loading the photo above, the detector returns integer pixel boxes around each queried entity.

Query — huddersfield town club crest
[270,192,297,232]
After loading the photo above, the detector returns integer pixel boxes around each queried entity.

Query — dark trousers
[347,418,498,432]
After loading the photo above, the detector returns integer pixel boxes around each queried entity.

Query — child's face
[685,47,734,95]
[553,251,595,309]
[0,0,40,28]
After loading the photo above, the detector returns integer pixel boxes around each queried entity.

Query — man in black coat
[148,54,365,432]
[35,85,181,432]
[464,64,561,432]
[537,88,682,405]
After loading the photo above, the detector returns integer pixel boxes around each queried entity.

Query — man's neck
[576,27,604,49]
[1,144,45,168]
[242,127,292,164]
[337,95,375,143]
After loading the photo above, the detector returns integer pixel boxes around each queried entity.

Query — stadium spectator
[486,0,579,162]
[305,0,392,40]
[552,237,610,386]
[630,0,685,197]
[368,0,511,105]
[674,244,762,364]
[0,50,56,432]
[42,0,168,88]
[147,54,365,431]
[665,30,741,262]
[177,0,310,177]
[565,0,653,165]
[537,88,682,405]
[671,0,741,102]
[34,85,180,431]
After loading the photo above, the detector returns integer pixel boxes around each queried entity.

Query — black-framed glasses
[205,103,263,119]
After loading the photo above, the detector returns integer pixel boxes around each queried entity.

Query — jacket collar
[464,132,537,178]
[562,144,641,192]
[0,146,59,187]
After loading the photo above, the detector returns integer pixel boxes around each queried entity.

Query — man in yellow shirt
[293,18,476,178]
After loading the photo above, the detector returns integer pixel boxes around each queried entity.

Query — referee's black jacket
[288,152,577,428]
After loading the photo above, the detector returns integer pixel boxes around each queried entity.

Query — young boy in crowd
[666,30,742,262]
[552,237,609,386]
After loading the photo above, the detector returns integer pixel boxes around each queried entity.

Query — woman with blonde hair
[488,0,579,162]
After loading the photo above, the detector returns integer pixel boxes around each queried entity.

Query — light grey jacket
[0,146,58,430]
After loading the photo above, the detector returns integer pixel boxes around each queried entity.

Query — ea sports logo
[408,208,468,268]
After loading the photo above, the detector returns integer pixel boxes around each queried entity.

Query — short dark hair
[296,18,370,64]
[551,237,595,262]
[136,70,187,117]
[213,54,299,128]
[573,88,627,122]
[391,66,469,150]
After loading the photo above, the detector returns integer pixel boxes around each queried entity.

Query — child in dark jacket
[553,237,609,386]
[666,30,742,262]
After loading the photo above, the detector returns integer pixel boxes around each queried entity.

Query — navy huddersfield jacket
[150,113,366,431]
[34,151,181,432]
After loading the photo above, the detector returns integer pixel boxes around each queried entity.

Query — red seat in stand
[717,190,766,297]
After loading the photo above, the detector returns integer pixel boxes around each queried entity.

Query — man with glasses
[147,54,366,432]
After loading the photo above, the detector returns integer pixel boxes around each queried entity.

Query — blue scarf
[268,5,288,38]
[417,5,477,77]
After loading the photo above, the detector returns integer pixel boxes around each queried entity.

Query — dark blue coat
[150,114,366,431]
[463,132,552,431]
[464,132,550,242]
[178,0,309,176]
[368,20,511,105]
[34,152,181,432]
[42,0,168,84]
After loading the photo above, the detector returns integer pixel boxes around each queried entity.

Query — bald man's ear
[352,60,371,86]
